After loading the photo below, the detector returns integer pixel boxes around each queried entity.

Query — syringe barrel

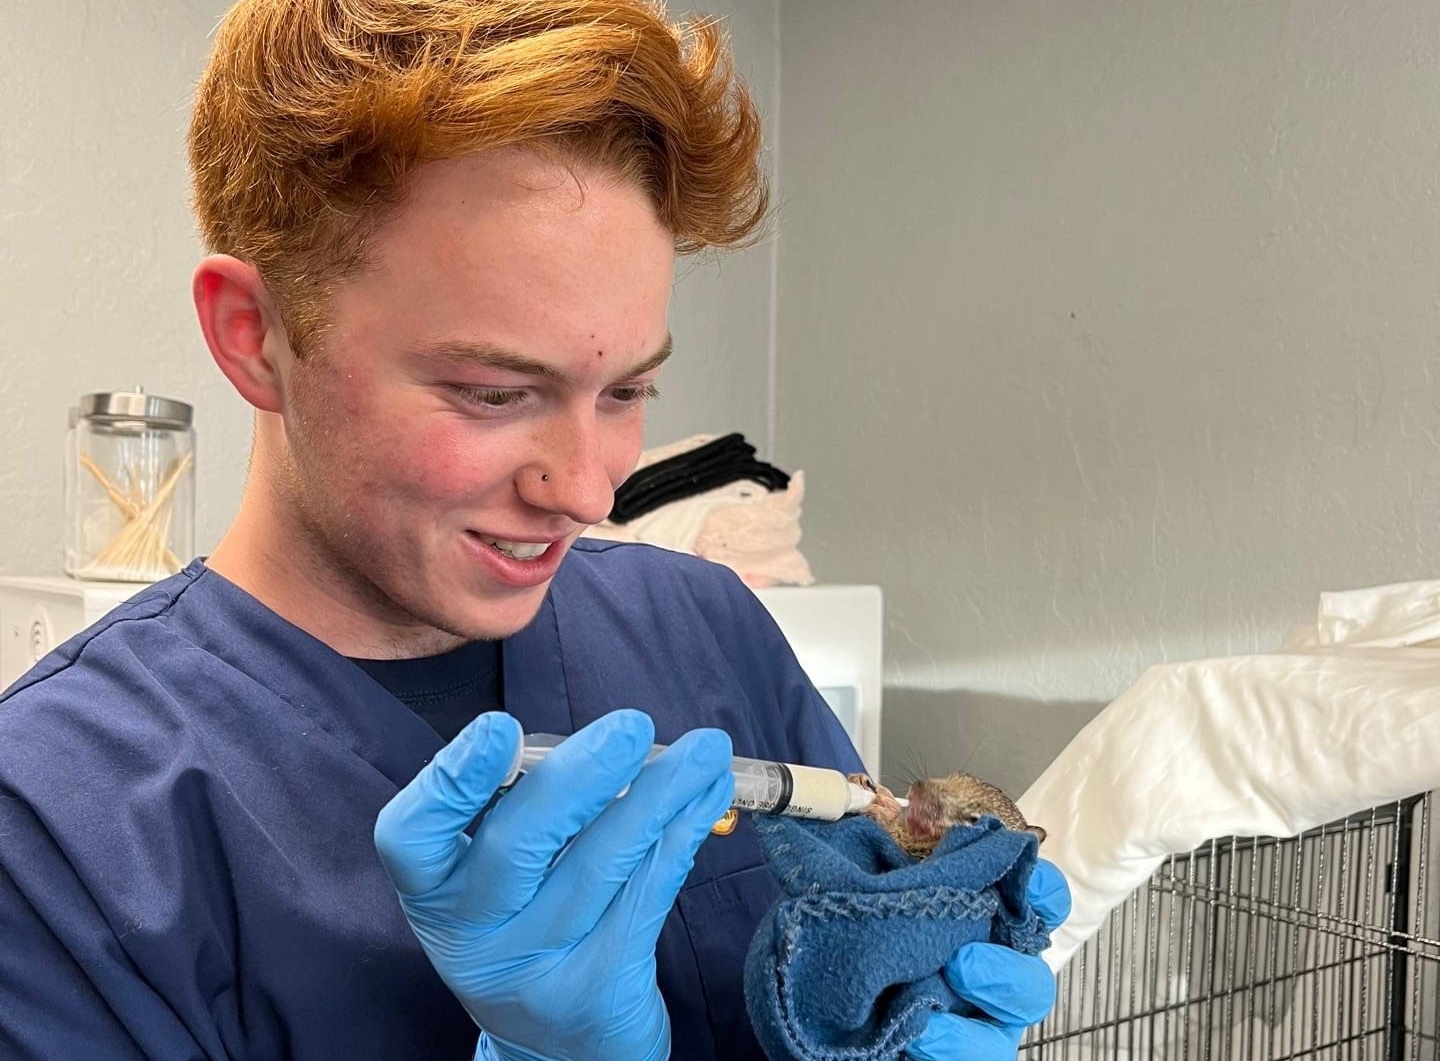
[510,734,866,822]
[730,756,858,820]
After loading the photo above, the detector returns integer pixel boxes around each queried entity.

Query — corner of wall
[765,0,783,459]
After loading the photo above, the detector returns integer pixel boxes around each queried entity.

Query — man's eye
[610,383,660,404]
[451,386,527,409]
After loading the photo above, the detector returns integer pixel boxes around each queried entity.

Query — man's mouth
[475,534,551,561]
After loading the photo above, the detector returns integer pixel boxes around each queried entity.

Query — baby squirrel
[848,772,1047,859]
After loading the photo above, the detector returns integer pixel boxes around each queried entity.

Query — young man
[0,2,1067,1059]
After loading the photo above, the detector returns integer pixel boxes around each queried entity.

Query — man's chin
[444,584,552,642]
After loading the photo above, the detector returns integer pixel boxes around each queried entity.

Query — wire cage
[1021,792,1438,1060]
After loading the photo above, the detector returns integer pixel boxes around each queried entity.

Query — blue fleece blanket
[743,814,1049,1061]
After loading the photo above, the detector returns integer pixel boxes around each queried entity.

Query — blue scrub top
[0,540,862,1061]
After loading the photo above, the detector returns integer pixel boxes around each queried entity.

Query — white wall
[774,0,1440,794]
[0,0,779,577]
[1,2,247,576]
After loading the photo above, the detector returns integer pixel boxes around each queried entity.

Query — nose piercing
[540,473,550,482]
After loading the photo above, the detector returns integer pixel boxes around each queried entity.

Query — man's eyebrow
[409,335,673,384]
[623,334,674,379]
[407,341,567,382]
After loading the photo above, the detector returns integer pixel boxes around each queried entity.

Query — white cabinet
[0,576,141,691]
[752,584,884,778]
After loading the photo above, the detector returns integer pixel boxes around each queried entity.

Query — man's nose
[519,410,617,526]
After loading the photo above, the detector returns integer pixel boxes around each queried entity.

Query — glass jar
[65,389,195,582]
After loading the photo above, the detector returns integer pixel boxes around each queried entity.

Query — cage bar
[1021,793,1438,1061]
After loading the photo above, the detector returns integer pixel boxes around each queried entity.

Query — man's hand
[374,710,734,1061]
[906,859,1072,1061]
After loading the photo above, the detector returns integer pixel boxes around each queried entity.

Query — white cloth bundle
[1019,579,1440,970]
[582,434,814,588]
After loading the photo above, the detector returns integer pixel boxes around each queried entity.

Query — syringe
[504,733,877,822]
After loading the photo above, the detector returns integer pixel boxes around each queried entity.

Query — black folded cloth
[609,433,791,524]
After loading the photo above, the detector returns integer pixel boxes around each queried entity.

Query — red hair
[188,0,768,350]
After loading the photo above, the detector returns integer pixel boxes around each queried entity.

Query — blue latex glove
[374,709,735,1061]
[906,859,1072,1061]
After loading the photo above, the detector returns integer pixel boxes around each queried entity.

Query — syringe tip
[843,782,877,816]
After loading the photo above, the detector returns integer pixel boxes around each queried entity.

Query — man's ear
[192,255,290,414]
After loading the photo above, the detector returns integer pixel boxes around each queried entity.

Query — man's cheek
[404,433,483,497]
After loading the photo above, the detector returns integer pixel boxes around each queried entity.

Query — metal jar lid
[78,388,193,429]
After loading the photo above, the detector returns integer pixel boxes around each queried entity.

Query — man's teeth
[482,537,548,560]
